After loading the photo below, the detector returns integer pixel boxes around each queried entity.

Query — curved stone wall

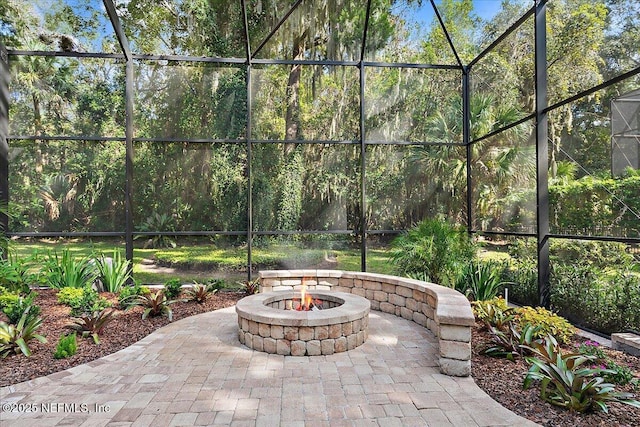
[259,270,475,377]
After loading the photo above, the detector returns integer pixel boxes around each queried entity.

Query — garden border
[259,269,475,376]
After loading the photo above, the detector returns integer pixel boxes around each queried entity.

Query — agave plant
[0,306,47,357]
[95,250,131,293]
[523,335,640,413]
[66,308,115,344]
[128,290,177,321]
[186,282,217,303]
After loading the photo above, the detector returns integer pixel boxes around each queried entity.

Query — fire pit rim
[236,290,370,327]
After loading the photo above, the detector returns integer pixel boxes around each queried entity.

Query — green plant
[66,308,115,344]
[389,218,475,287]
[64,286,111,317]
[515,306,575,345]
[0,306,47,357]
[53,333,77,359]
[472,298,515,330]
[0,292,40,324]
[483,322,542,361]
[135,212,177,248]
[0,255,34,294]
[523,335,640,413]
[186,282,217,303]
[56,287,85,307]
[128,290,176,320]
[456,261,504,301]
[603,360,636,386]
[95,250,131,293]
[163,278,183,299]
[239,279,259,295]
[44,250,97,289]
[577,340,607,360]
[118,282,150,309]
[205,278,226,291]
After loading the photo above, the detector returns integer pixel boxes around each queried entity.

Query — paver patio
[0,306,539,426]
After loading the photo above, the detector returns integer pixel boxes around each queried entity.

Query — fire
[291,279,322,311]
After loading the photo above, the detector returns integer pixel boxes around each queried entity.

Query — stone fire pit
[236,291,370,356]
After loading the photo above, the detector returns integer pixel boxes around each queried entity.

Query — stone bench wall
[259,270,475,377]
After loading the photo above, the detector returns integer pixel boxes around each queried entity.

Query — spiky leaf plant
[0,306,47,357]
[67,308,115,344]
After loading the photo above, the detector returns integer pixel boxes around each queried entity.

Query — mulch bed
[2,289,640,426]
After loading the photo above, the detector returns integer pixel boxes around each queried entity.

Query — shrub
[135,212,177,248]
[0,306,47,357]
[118,283,150,309]
[524,335,640,413]
[60,286,111,317]
[499,258,538,307]
[483,322,542,361]
[67,309,115,344]
[239,279,259,295]
[515,306,575,345]
[53,333,77,359]
[163,279,182,299]
[0,292,40,325]
[44,250,97,289]
[472,297,513,329]
[456,260,504,301]
[56,287,85,307]
[389,218,475,287]
[0,255,34,294]
[95,250,131,293]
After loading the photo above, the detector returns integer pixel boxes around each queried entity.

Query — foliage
[0,291,40,325]
[483,322,542,361]
[389,218,476,287]
[0,306,47,357]
[58,286,111,317]
[128,290,177,321]
[524,335,640,413]
[95,250,131,293]
[456,260,504,301]
[0,255,34,294]
[53,333,77,359]
[515,306,576,345]
[66,308,115,345]
[135,213,177,249]
[499,257,538,307]
[43,250,98,289]
[163,278,183,299]
[471,297,514,329]
[186,282,218,303]
[576,340,637,387]
[117,283,150,309]
[577,340,607,360]
[239,279,259,296]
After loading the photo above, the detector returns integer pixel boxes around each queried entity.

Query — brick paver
[0,307,539,426]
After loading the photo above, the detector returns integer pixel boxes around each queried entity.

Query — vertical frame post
[246,65,253,281]
[0,44,9,259]
[535,0,550,308]
[462,67,472,233]
[359,64,367,271]
[125,60,134,276]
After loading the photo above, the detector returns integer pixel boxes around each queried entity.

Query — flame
[295,278,313,311]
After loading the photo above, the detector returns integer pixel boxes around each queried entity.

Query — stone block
[439,340,471,361]
[363,280,382,291]
[380,302,395,314]
[291,340,306,356]
[307,340,321,356]
[259,323,271,338]
[342,322,352,335]
[413,312,427,327]
[238,329,245,344]
[373,291,388,302]
[356,330,365,346]
[352,288,366,298]
[388,294,406,307]
[263,338,277,354]
[328,324,342,339]
[252,335,264,352]
[365,289,375,300]
[400,307,413,320]
[382,283,396,294]
[612,333,640,357]
[439,325,471,343]
[284,327,299,341]
[370,300,380,311]
[321,339,335,355]
[412,289,426,303]
[347,334,357,350]
[396,286,413,298]
[335,336,347,353]
[299,327,314,341]
[276,339,291,356]
[270,325,284,339]
[439,358,471,377]
[244,332,253,348]
[405,298,418,311]
[315,326,329,340]
[249,320,259,335]
[338,278,355,288]
[353,318,362,333]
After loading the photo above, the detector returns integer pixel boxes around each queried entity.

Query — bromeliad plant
[0,306,47,357]
[483,322,542,361]
[66,308,115,344]
[186,282,218,303]
[523,335,640,413]
[128,290,178,321]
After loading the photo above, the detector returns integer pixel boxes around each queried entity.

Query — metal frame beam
[0,44,9,258]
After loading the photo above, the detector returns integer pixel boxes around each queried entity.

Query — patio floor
[0,307,538,426]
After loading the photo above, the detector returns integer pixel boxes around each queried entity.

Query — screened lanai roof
[2,0,530,65]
